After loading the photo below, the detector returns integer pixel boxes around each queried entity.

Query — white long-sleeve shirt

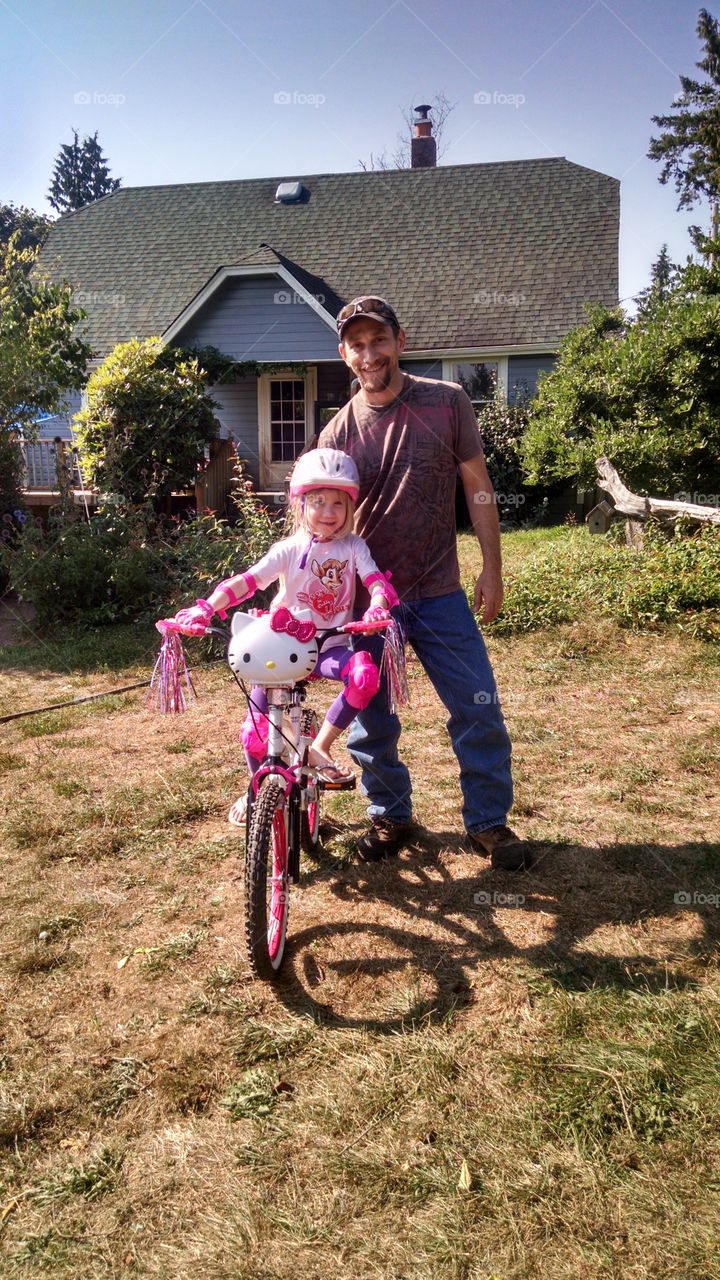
[247,532,385,636]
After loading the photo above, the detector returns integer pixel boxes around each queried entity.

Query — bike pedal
[318,775,357,791]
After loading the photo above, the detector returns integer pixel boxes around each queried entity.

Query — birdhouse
[586,500,614,534]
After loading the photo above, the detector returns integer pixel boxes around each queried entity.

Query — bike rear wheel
[244,778,291,979]
[300,708,321,852]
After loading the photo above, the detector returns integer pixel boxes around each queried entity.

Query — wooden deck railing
[20,435,246,515]
[20,438,78,491]
[194,438,238,515]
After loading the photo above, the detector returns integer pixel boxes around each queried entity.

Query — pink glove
[361,605,391,625]
[171,598,215,635]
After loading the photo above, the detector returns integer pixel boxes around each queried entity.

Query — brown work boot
[468,824,534,871]
[356,818,413,863]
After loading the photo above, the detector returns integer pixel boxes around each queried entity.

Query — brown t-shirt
[318,373,482,602]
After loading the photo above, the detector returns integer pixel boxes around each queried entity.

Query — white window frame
[258,367,317,489]
[443,357,509,402]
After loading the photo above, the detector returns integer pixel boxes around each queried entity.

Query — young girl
[171,449,398,821]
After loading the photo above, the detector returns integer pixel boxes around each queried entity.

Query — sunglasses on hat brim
[336,297,400,335]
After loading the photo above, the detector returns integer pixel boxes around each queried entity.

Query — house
[33,112,619,501]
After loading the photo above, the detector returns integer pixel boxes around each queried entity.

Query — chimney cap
[413,104,433,121]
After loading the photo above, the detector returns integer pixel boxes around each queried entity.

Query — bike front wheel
[244,778,291,980]
[300,708,321,853]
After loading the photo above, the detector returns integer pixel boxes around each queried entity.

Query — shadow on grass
[269,835,720,1030]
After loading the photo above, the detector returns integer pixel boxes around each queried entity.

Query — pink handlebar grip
[340,618,392,635]
[156,618,211,637]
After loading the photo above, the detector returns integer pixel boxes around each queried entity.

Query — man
[318,295,532,871]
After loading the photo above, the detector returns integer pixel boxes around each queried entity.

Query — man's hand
[473,566,504,625]
[459,453,504,625]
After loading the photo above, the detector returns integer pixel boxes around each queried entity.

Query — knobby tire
[244,778,290,980]
[300,708,321,853]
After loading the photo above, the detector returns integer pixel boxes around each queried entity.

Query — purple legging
[242,644,379,771]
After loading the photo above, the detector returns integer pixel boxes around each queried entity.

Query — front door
[258,369,317,489]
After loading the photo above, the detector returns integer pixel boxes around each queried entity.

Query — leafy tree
[648,8,720,246]
[73,337,220,508]
[633,244,679,316]
[521,253,720,496]
[0,236,91,513]
[48,129,120,214]
[0,202,53,253]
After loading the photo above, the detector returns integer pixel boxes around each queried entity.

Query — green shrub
[475,398,544,523]
[170,470,277,606]
[521,276,720,496]
[489,521,720,635]
[7,468,278,626]
[73,336,219,509]
[0,433,24,522]
[0,506,27,594]
[7,507,167,625]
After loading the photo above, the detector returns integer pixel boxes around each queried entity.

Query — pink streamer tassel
[380,619,409,713]
[146,631,197,714]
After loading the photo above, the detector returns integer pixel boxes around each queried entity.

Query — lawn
[1,527,719,1278]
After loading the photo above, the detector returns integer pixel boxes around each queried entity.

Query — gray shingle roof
[38,157,618,359]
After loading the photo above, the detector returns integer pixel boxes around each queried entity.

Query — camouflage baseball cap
[336,295,400,340]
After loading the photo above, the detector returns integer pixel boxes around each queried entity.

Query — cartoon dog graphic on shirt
[297,556,349,621]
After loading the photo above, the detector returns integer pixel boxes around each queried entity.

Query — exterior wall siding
[175,275,339,361]
[401,359,443,380]
[209,380,260,485]
[36,390,83,441]
[508,354,555,404]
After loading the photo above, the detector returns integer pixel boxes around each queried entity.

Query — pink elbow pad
[215,573,257,611]
[364,570,399,609]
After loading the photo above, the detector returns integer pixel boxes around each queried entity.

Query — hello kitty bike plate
[157,608,391,687]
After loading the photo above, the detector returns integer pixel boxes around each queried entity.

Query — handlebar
[156,614,393,640]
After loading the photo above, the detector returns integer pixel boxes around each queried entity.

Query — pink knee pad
[240,710,268,759]
[341,650,381,710]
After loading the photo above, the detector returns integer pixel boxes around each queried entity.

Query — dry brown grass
[1,531,719,1278]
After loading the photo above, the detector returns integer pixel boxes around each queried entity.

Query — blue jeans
[347,590,513,834]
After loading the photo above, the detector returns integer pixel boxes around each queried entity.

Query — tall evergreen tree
[48,129,120,214]
[648,8,720,246]
[634,244,678,316]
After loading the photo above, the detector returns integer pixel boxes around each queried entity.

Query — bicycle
[157,607,392,982]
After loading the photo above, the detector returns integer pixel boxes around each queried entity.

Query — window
[258,369,317,489]
[453,362,498,406]
[269,378,306,462]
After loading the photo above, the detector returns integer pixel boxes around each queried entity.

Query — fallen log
[595,457,720,526]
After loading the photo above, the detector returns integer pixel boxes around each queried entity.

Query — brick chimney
[411,104,437,169]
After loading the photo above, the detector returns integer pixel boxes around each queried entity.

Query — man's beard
[356,360,393,392]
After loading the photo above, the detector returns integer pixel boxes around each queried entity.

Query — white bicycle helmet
[289,448,360,503]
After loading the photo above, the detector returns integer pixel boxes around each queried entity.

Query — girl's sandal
[314,762,357,790]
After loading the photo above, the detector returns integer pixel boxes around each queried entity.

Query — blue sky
[2,0,711,306]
